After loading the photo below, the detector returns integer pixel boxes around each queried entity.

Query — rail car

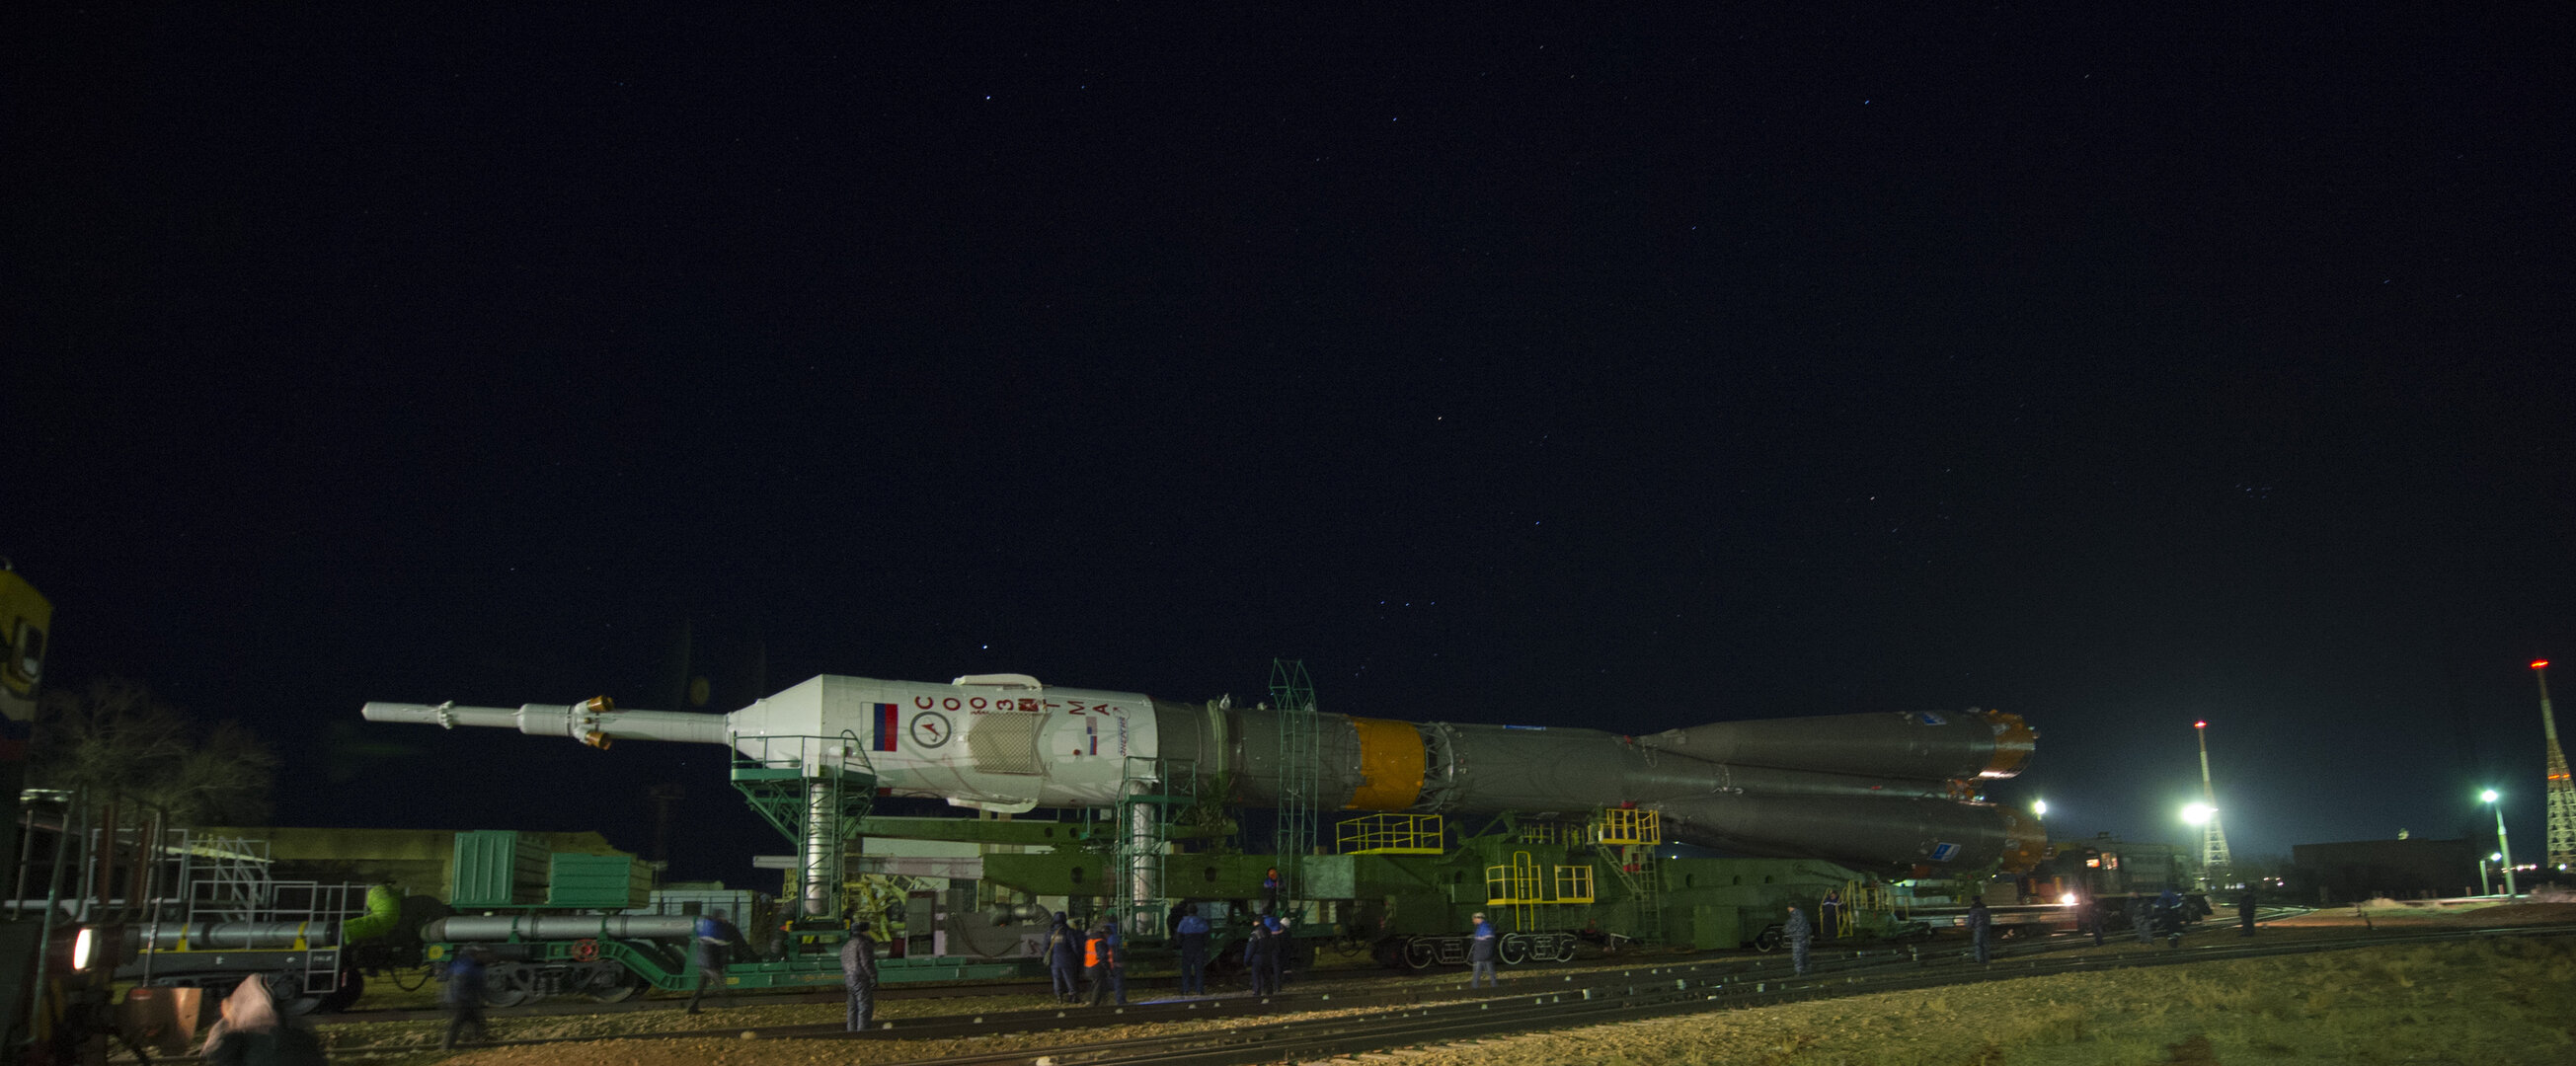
[926,808,1914,975]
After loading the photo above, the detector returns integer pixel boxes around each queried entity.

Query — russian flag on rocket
[873,702,898,751]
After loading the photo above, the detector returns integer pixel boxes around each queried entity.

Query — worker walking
[1783,905,1813,976]
[2237,887,2258,937]
[2128,892,2152,945]
[1045,913,1081,1003]
[1967,898,1993,963]
[2079,894,2104,947]
[684,909,742,1014]
[1244,913,1276,995]
[439,947,490,1049]
[1468,912,1499,988]
[840,920,879,1030]
[1174,903,1210,994]
[1819,888,1841,942]
[2156,889,2185,949]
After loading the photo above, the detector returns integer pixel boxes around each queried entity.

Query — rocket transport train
[363,671,2044,894]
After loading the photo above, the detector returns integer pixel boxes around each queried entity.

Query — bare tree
[32,678,280,826]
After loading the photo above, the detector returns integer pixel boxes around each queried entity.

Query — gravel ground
[298,905,2576,1066]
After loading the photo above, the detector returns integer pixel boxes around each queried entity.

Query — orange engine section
[1345,717,1426,810]
[1976,709,2037,779]
[1998,806,2051,874]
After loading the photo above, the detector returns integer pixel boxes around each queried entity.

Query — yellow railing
[1554,864,1596,903]
[1487,852,1545,904]
[1336,813,1445,855]
[1515,822,1568,845]
[1486,853,1598,911]
[1591,807,1662,846]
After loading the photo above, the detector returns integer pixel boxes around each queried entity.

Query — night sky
[14,7,2572,885]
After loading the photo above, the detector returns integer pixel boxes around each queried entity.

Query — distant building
[2290,837,2479,903]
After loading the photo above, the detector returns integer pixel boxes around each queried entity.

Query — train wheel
[267,972,326,1017]
[1401,936,1438,971]
[587,975,642,1003]
[1553,938,1581,963]
[318,967,366,1013]
[1498,935,1529,966]
[1752,927,1783,952]
[483,963,532,1008]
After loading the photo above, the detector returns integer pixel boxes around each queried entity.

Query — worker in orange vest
[1084,920,1126,1005]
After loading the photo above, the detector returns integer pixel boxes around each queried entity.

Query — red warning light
[2536,660,2551,670]
[2194,721,2207,728]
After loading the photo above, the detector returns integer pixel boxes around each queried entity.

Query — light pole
[2481,790,2518,896]
[2480,852,2501,897]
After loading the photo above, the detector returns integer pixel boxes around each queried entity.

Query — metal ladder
[1271,659,1320,923]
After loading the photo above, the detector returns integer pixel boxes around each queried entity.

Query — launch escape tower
[2193,721,2232,882]
[1272,659,1322,919]
[2536,661,2575,871]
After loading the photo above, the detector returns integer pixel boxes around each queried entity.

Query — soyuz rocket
[363,671,2044,905]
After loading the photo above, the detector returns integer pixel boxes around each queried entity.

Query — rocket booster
[362,672,2045,873]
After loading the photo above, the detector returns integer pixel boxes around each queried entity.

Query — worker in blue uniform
[1967,898,1993,963]
[840,920,879,1030]
[1783,905,1813,975]
[440,946,489,1049]
[1045,913,1081,1003]
[2156,888,2185,948]
[1261,912,1288,993]
[684,909,742,1014]
[1174,903,1210,994]
[1468,912,1499,988]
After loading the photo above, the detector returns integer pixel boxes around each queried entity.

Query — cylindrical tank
[122,921,338,952]
[423,914,699,943]
[1154,704,2032,812]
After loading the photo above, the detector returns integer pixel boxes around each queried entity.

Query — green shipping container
[548,853,652,908]
[450,831,549,907]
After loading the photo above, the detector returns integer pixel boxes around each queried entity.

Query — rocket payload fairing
[362,671,2044,879]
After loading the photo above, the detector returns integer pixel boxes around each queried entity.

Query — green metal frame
[1271,659,1319,921]
[728,731,878,920]
[1113,756,1202,939]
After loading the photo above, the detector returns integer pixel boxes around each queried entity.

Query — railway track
[298,919,2576,1063]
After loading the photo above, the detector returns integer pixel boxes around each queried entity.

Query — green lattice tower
[1271,659,1320,921]
[730,731,878,919]
[2536,663,2575,871]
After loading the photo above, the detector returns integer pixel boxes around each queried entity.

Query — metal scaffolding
[2536,662,2575,871]
[1112,755,1202,937]
[1271,659,1320,921]
[1592,807,1664,943]
[730,731,878,919]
